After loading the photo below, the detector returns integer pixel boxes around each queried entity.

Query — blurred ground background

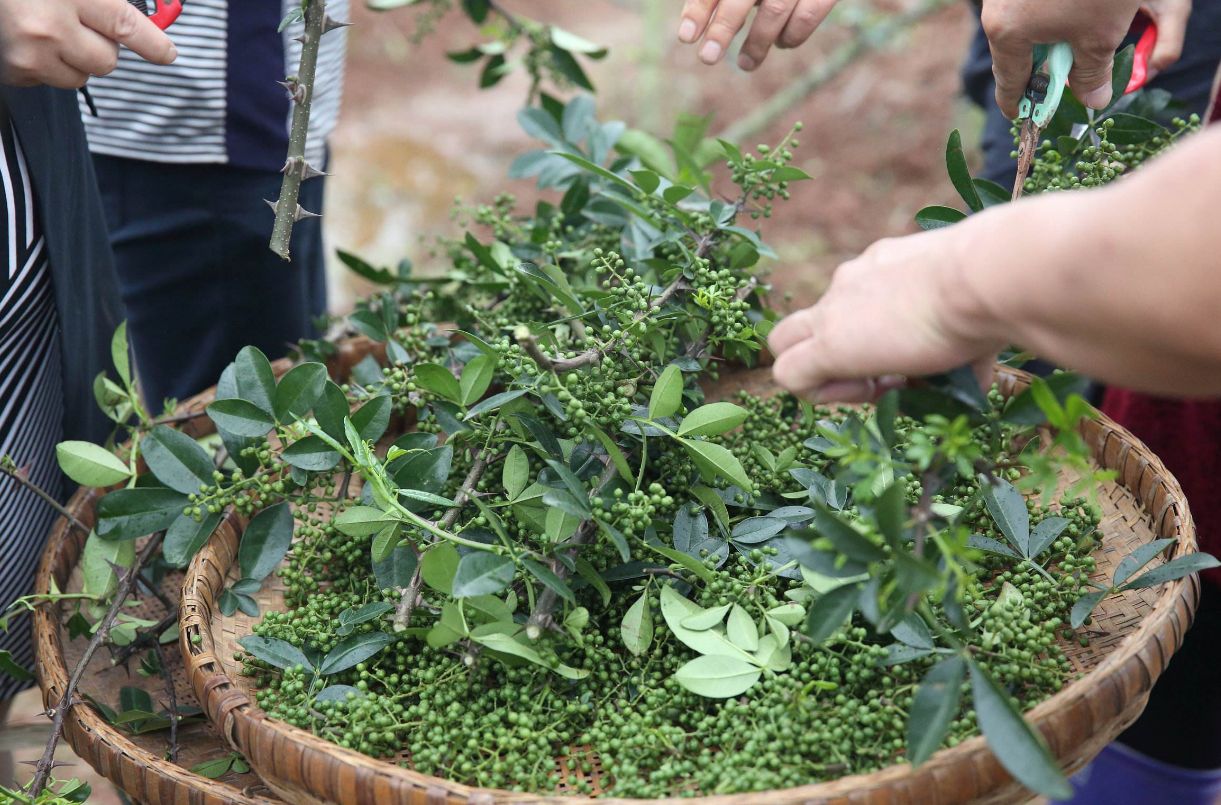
[3,0,986,799]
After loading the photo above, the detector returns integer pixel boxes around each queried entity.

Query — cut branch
[269,0,330,260]
[29,533,165,797]
[393,448,495,631]
[0,458,87,535]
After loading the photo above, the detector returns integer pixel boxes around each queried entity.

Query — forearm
[950,126,1221,396]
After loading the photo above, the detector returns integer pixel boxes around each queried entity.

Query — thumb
[1068,47,1115,110]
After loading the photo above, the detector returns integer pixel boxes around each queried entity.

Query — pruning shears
[1011,14,1158,200]
[127,0,184,30]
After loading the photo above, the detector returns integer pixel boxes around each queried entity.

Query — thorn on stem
[322,16,351,33]
[294,205,321,222]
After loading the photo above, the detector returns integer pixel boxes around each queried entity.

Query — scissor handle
[1018,42,1073,128]
[1126,16,1157,94]
[128,0,183,30]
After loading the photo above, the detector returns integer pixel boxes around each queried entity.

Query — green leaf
[351,395,392,442]
[674,654,761,698]
[915,205,966,231]
[192,755,235,779]
[0,650,35,683]
[233,346,277,417]
[96,487,189,541]
[970,661,1071,799]
[238,635,311,671]
[141,426,214,495]
[1104,112,1167,145]
[621,591,653,655]
[980,475,1030,557]
[453,552,516,598]
[726,604,758,651]
[1027,517,1071,560]
[587,424,632,483]
[503,444,530,500]
[891,614,934,650]
[630,169,660,194]
[55,441,131,488]
[371,525,399,564]
[907,656,966,765]
[875,482,906,548]
[691,485,731,532]
[111,321,132,387]
[337,602,395,635]
[550,151,636,194]
[550,26,605,55]
[207,399,275,438]
[336,249,396,284]
[1002,374,1090,426]
[316,684,365,703]
[681,439,751,491]
[414,363,462,404]
[373,543,418,591]
[968,535,1021,559]
[282,435,341,472]
[398,488,456,508]
[1122,553,1221,590]
[677,402,748,437]
[459,355,495,407]
[804,583,859,644]
[1109,44,1135,108]
[238,503,294,582]
[319,632,394,675]
[274,363,328,422]
[945,129,983,212]
[314,381,350,441]
[648,364,684,420]
[464,389,530,421]
[471,632,589,680]
[420,542,460,595]
[163,511,222,568]
[81,531,135,600]
[813,508,885,563]
[731,516,786,545]
[648,543,715,584]
[973,177,1010,208]
[335,506,399,537]
[1112,538,1176,587]
[523,558,576,603]
[1070,589,1108,628]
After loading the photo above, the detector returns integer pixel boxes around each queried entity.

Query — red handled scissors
[1126,16,1158,93]
[127,0,184,30]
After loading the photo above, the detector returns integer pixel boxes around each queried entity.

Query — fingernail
[678,19,697,43]
[699,40,722,63]
[1080,84,1113,110]
[737,53,757,71]
[168,43,178,61]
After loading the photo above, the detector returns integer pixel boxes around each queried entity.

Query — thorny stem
[0,458,87,535]
[526,462,618,635]
[393,447,496,630]
[29,533,164,798]
[269,0,333,260]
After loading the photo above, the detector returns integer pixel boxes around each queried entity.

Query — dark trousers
[92,155,328,409]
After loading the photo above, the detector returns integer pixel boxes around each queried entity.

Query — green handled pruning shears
[1012,42,1074,200]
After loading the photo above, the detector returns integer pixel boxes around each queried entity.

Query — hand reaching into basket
[769,124,1221,401]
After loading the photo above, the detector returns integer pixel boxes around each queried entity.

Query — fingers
[982,8,1034,119]
[679,0,718,44]
[1145,2,1189,72]
[767,304,818,358]
[62,27,120,77]
[78,0,177,65]
[776,0,835,49]
[695,0,757,64]
[738,0,797,71]
[1067,43,1115,109]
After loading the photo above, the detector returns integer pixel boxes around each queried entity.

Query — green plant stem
[28,533,164,798]
[393,446,495,630]
[153,642,179,762]
[269,0,327,260]
[717,0,957,145]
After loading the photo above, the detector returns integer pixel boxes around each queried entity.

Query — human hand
[677,0,838,70]
[982,0,1143,117]
[0,0,177,89]
[768,228,1004,403]
[1139,0,1191,78]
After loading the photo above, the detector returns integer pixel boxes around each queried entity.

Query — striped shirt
[78,0,347,171]
[0,120,64,700]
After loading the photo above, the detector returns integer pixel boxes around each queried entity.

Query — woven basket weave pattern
[177,362,1200,805]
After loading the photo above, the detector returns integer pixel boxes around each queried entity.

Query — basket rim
[29,359,314,805]
[177,362,1201,804]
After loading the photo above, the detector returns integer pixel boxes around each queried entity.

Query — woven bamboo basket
[179,359,1200,805]
[31,340,382,805]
